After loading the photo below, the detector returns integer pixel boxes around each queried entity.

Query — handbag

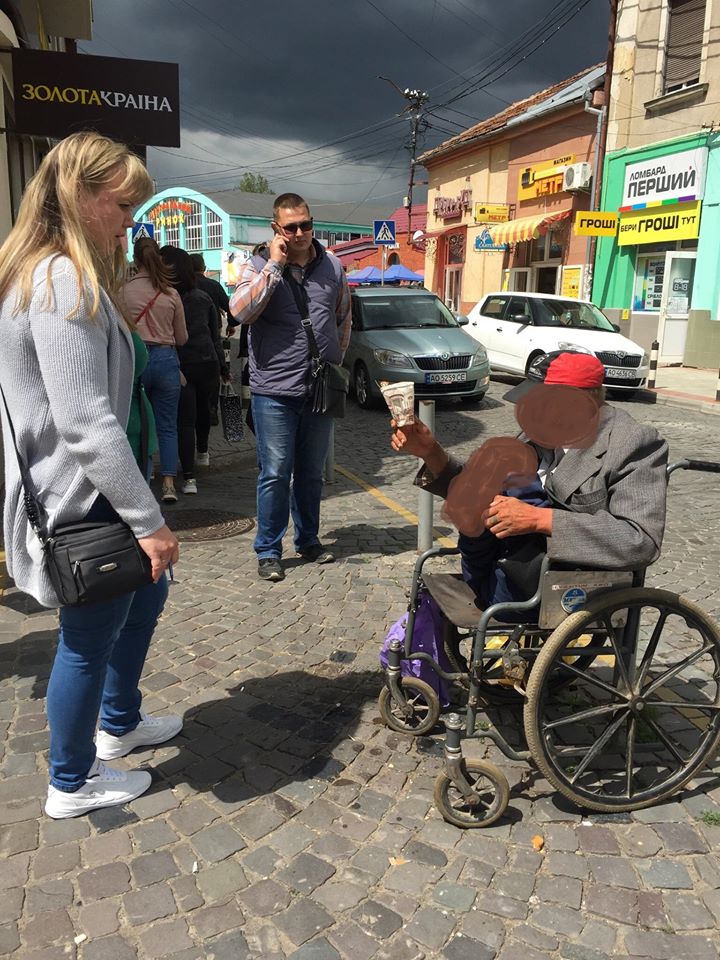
[0,385,153,607]
[286,274,349,418]
[219,382,244,443]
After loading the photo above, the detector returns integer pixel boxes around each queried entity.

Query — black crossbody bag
[286,275,349,418]
[0,385,152,607]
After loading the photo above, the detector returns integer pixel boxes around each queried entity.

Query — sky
[81,0,610,209]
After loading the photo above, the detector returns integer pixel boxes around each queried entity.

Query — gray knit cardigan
[0,256,165,608]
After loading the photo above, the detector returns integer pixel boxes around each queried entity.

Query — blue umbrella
[383,264,424,282]
[346,266,382,283]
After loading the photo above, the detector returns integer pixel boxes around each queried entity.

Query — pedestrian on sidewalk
[0,132,183,819]
[190,253,239,425]
[161,245,229,494]
[230,193,351,582]
[121,237,188,502]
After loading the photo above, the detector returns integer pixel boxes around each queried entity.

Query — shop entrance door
[657,251,696,363]
[444,265,463,313]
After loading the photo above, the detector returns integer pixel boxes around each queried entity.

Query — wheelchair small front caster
[434,758,509,828]
[377,677,441,735]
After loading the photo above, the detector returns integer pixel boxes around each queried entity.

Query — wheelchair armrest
[412,545,461,582]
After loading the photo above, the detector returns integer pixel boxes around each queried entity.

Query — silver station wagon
[345,287,491,409]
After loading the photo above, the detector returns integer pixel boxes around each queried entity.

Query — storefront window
[447,232,465,264]
[633,255,666,311]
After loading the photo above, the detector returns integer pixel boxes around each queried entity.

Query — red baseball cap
[544,352,605,388]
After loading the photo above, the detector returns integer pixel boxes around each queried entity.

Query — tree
[236,172,272,194]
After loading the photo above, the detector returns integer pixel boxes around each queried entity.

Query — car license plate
[425,371,467,384]
[605,367,636,380]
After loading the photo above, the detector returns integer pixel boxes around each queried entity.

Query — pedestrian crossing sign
[131,222,154,242]
[373,220,396,245]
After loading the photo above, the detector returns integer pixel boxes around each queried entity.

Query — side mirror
[509,313,530,324]
[456,315,469,326]
[611,322,621,332]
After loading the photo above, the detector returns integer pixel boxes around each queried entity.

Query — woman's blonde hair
[0,131,154,320]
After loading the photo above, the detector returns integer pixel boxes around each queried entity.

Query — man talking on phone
[230,193,351,582]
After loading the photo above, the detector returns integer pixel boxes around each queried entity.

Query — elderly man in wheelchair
[383,351,720,826]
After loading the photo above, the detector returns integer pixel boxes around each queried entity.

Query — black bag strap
[138,380,150,474]
[0,381,48,538]
[285,274,322,375]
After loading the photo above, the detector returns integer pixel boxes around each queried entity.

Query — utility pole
[379,78,429,244]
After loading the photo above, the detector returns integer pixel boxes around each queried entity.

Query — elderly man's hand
[483,495,553,538]
[391,419,436,459]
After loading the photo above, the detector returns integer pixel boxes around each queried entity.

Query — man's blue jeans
[47,576,168,792]
[251,393,333,559]
[142,346,181,477]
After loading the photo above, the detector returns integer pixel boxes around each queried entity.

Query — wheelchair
[379,459,720,827]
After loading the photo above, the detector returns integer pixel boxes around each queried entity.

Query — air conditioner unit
[563,162,592,192]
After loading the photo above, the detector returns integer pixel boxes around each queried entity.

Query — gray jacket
[0,256,165,608]
[416,405,668,571]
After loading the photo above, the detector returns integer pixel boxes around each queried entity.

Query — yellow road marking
[334,464,456,548]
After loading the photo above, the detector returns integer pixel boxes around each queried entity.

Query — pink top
[120,269,188,346]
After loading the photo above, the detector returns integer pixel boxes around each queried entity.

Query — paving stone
[170,875,204,912]
[78,900,120,938]
[576,826,621,855]
[560,945,611,960]
[532,797,580,823]
[130,850,180,887]
[0,852,29,890]
[529,904,584,937]
[632,801,688,824]
[492,870,536,901]
[352,899,403,939]
[585,884,638,924]
[131,820,178,852]
[138,918,194,958]
[274,898,334,946]
[123,881,178,925]
[474,889,528,920]
[39,818,87,847]
[534,873,583,908]
[695,856,720,889]
[2,819,39,855]
[87,805,139,834]
[276,851,336,894]
[188,900,245,938]
[663,892,716,931]
[130,788,180,819]
[431,880,477,912]
[268,822,316,858]
[0,888,24,924]
[242,844,282,878]
[169,800,218,836]
[576,919,617,955]
[196,859,248,902]
[703,889,720,925]
[545,851,589,880]
[287,938,341,960]
[327,920,381,960]
[231,801,286,841]
[623,929,718,959]
[349,844,394,880]
[22,908,74,947]
[543,824,578,851]
[456,833,508,867]
[238,879,291,917]
[586,854,639,888]
[460,858,495,887]
[617,824,664,858]
[24,880,73,915]
[312,879,367,912]
[637,890,669,929]
[374,933,427,960]
[405,906,457,950]
[81,832,132,867]
[403,838,448,867]
[0,923,20,955]
[513,924,559,952]
[637,859,694,889]
[498,944,553,960]
[77,862,131,903]
[653,822,709,854]
[191,822,246,862]
[81,935,137,960]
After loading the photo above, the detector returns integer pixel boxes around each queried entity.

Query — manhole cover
[165,509,254,542]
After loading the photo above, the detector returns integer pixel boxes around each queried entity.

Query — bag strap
[286,274,322,374]
[0,382,48,538]
[135,290,161,340]
[138,380,150,474]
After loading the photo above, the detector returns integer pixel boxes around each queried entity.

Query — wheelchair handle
[667,458,720,477]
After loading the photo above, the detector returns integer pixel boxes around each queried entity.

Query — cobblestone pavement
[1,380,720,960]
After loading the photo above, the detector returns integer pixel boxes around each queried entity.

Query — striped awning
[488,208,572,245]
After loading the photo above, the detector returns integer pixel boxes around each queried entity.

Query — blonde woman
[121,238,187,501]
[0,132,182,818]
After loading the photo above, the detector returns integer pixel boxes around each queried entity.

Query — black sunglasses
[278,218,314,235]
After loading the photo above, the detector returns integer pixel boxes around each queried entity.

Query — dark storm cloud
[83,0,609,201]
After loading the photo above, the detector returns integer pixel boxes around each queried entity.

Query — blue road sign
[132,222,155,242]
[373,220,396,245]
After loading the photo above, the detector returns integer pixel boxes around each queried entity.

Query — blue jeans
[46,576,168,791]
[251,393,333,559]
[142,346,180,477]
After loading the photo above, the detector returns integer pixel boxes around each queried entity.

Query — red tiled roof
[388,204,428,233]
[419,64,605,166]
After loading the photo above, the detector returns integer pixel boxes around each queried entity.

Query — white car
[465,292,650,391]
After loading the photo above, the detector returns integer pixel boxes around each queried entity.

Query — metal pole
[715,367,720,403]
[324,422,335,483]
[381,245,385,287]
[417,400,435,552]
[647,339,659,389]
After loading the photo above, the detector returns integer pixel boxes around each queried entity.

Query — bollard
[417,400,435,552]
[716,366,720,403]
[324,422,335,483]
[647,340,659,390]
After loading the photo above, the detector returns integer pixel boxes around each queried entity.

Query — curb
[646,388,720,416]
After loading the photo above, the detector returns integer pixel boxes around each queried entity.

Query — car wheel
[525,351,547,377]
[460,392,486,405]
[354,362,376,409]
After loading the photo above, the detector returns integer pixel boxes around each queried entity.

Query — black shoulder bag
[0,385,153,607]
[286,275,349,418]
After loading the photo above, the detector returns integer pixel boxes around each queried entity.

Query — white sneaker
[45,760,151,819]
[95,713,183,761]
[161,484,178,503]
[196,452,210,466]
[182,479,197,495]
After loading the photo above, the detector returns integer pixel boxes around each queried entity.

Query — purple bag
[379,592,454,708]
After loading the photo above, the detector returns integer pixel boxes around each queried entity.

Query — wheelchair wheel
[378,677,441,735]
[434,759,510,828]
[524,588,720,812]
